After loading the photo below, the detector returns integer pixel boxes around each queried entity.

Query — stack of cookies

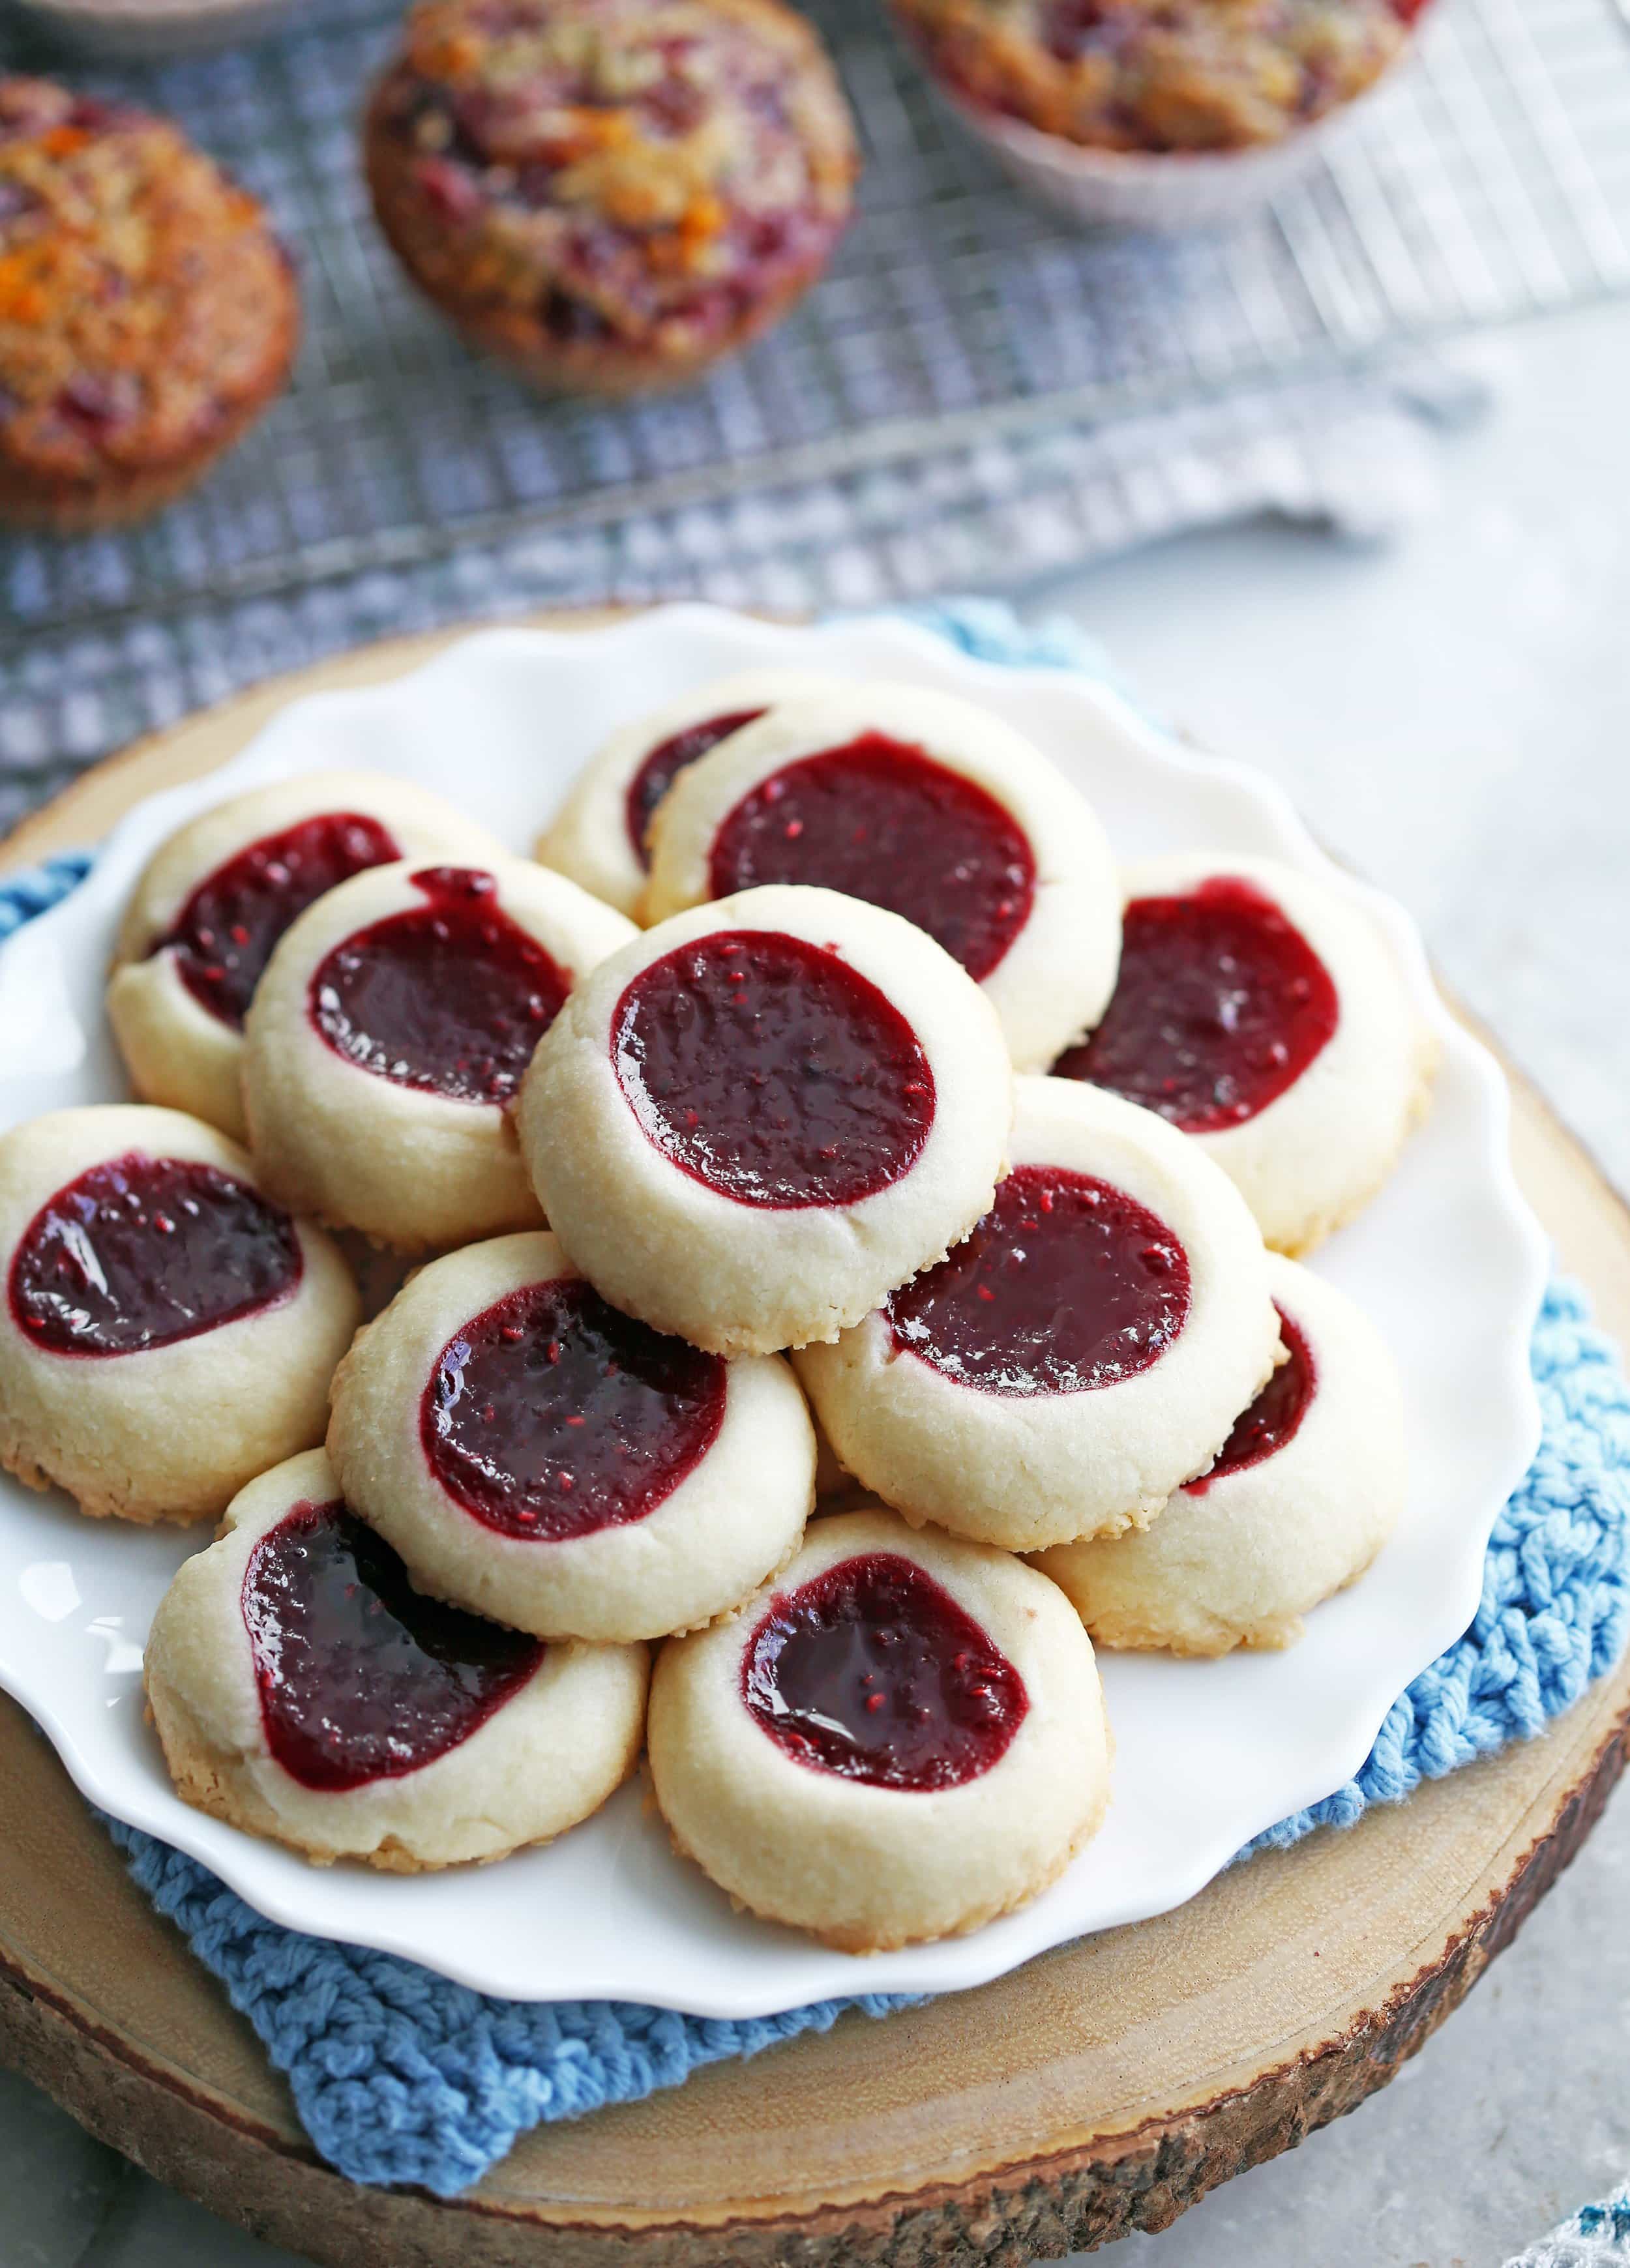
[0,670,1430,1951]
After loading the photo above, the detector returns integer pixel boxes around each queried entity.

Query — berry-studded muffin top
[371,0,857,351]
[892,0,1425,153]
[0,78,295,490]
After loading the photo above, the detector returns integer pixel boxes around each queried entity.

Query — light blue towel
[4,604,1625,2198]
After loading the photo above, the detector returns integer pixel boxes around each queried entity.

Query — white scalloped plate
[0,605,1548,2018]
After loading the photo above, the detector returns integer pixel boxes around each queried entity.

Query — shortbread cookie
[644,684,1121,1070]
[1035,1256,1406,1654]
[109,772,504,1141]
[1054,853,1435,1254]
[796,1075,1279,1550]
[518,884,1014,1355]
[813,1415,854,1499]
[329,1230,816,1642]
[0,1106,359,1524]
[243,857,634,1250]
[145,1448,647,1869]
[536,671,832,919]
[647,1506,1109,1950]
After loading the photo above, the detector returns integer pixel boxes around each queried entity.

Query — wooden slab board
[1,615,1627,2268]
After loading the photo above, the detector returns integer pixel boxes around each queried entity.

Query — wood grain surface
[0,616,1625,2267]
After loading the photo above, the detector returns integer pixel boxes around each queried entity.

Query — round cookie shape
[795,1075,1280,1550]
[1053,852,1435,1254]
[647,1506,1109,1950]
[536,671,834,919]
[644,684,1121,1070]
[0,1106,359,1524]
[243,856,635,1250]
[328,1230,816,1642]
[109,771,506,1141]
[145,1448,648,1869]
[516,884,1014,1355]
[1033,1255,1407,1655]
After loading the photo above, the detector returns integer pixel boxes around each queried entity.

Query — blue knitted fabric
[1506,2180,1630,2267]
[0,850,90,938]
[1242,1276,1630,1853]
[3,603,1627,2199]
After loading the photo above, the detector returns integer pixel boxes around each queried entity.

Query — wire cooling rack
[0,0,1628,789]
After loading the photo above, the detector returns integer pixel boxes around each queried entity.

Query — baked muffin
[892,0,1424,155]
[364,0,859,396]
[0,78,299,533]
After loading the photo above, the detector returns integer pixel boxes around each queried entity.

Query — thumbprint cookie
[644,683,1121,1070]
[329,1231,815,1642]
[0,1106,359,1524]
[535,671,833,918]
[647,1506,1109,1949]
[108,772,504,1141]
[1035,1254,1406,1655]
[516,883,1014,1355]
[145,1447,647,1869]
[243,857,634,1250]
[1054,852,1434,1254]
[796,1075,1279,1551]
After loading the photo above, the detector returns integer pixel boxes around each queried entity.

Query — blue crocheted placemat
[1510,2179,1630,2268]
[1,603,1627,2200]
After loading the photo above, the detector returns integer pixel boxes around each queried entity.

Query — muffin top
[0,78,295,489]
[370,0,857,349]
[892,0,1423,153]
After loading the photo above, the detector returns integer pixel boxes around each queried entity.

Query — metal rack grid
[2,0,1629,673]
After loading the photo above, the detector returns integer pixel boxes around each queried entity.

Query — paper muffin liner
[10,0,308,57]
[930,66,1402,233]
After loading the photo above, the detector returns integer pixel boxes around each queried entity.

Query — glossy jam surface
[8,1153,302,1357]
[1187,1304,1316,1494]
[705,734,1036,982]
[887,1162,1190,1394]
[612,929,935,1209]
[421,1276,727,1541]
[624,707,765,866]
[310,866,569,1105]
[243,1498,544,1792]
[156,812,400,1030]
[1055,877,1339,1134]
[742,1551,1027,1790]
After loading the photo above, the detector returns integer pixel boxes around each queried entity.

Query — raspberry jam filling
[310,866,570,1105]
[625,708,765,866]
[705,735,1036,982]
[8,1153,302,1357]
[888,1162,1190,1394]
[1186,1305,1316,1495]
[612,929,935,1209]
[155,812,400,1031]
[243,1498,544,1793]
[421,1276,727,1541]
[742,1551,1028,1791]
[1054,877,1339,1133]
